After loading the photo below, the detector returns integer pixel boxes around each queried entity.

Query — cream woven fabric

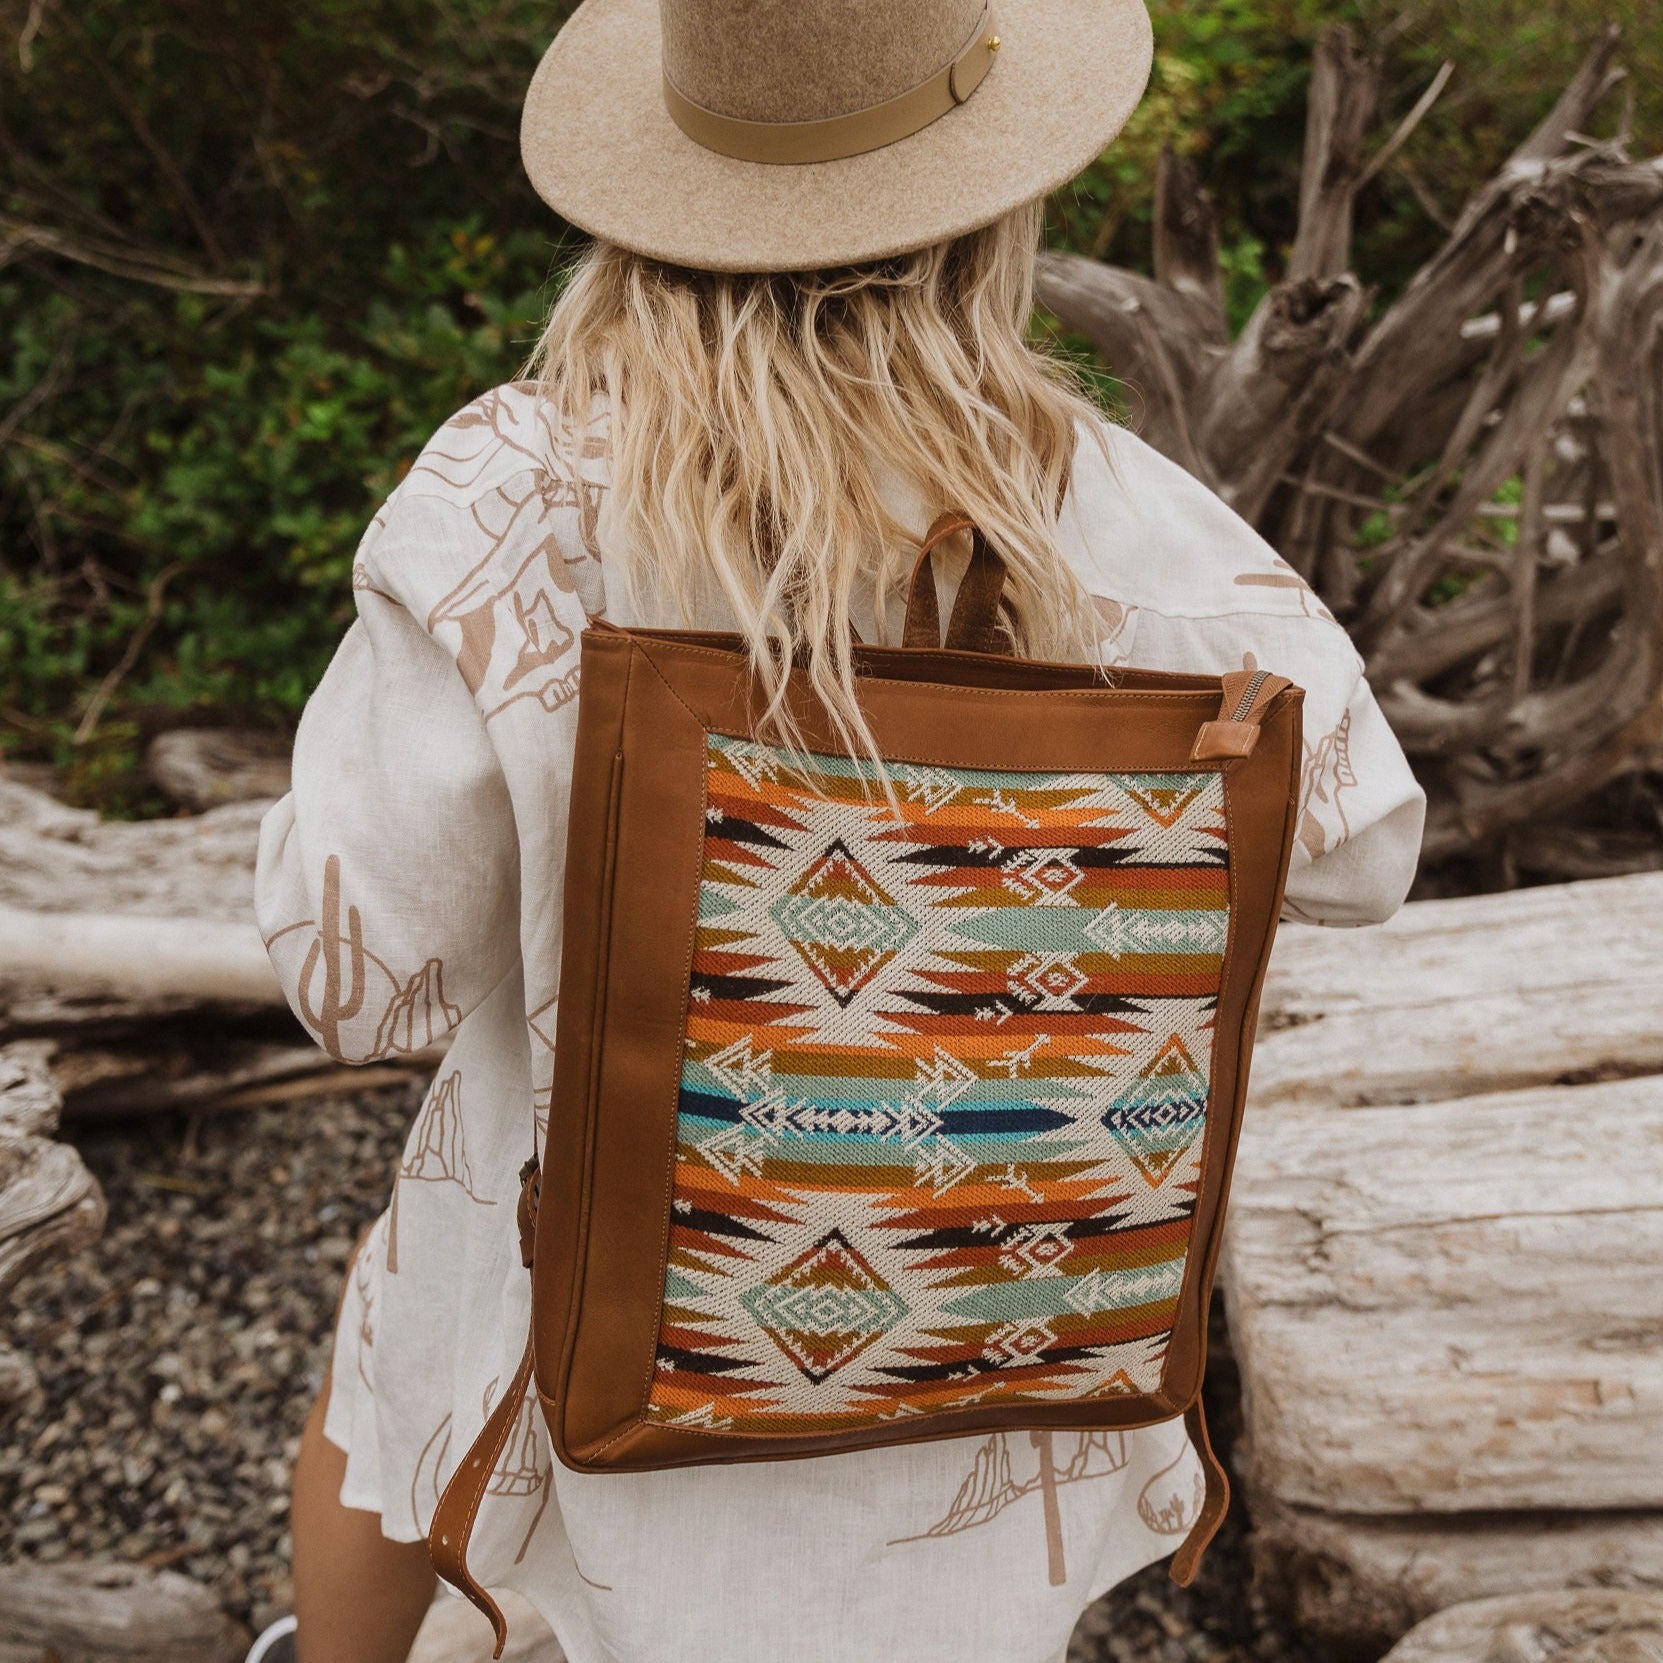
[255,383,1425,1663]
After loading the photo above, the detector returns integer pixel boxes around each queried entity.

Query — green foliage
[1029,308,1129,421]
[1,0,572,803]
[1,0,1657,810]
[1,213,557,803]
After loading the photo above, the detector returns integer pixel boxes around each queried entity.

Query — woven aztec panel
[646,733,1230,1435]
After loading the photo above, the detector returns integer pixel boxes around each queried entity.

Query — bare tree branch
[1289,26,1381,281]
[0,216,265,297]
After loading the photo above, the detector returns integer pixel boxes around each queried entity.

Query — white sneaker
[245,1614,297,1663]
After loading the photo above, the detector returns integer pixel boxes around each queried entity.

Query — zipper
[1190,668,1285,763]
[1230,668,1271,723]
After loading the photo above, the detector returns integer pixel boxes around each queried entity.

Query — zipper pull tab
[1190,668,1292,762]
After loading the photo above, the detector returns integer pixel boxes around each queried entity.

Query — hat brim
[521,0,1153,273]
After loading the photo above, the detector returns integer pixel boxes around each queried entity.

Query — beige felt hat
[520,0,1154,273]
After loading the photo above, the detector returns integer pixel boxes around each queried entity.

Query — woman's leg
[290,1378,436,1663]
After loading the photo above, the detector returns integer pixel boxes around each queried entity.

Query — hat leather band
[663,5,999,166]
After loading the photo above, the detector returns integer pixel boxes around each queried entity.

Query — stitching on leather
[1156,746,1242,1402]
[1166,702,1302,1408]
[455,1353,529,1540]
[636,674,710,1425]
[632,640,717,727]
[585,1418,652,1461]
[612,633,1232,702]
[555,646,635,1446]
[443,1339,532,1608]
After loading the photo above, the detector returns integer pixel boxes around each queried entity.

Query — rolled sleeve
[254,581,520,1063]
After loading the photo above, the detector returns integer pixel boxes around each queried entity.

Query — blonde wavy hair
[528,199,1106,759]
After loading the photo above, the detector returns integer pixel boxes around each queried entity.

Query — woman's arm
[1117,606,1425,928]
[1067,421,1427,929]
[254,545,521,1063]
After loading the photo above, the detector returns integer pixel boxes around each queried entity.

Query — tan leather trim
[532,634,633,1437]
[590,618,1226,692]
[1169,1399,1230,1585]
[662,6,998,166]
[548,1376,1191,1472]
[1156,689,1303,1408]
[429,1329,533,1653]
[624,631,1277,774]
[541,648,711,1456]
[532,625,1303,1478]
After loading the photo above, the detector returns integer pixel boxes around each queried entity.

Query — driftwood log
[0,906,280,1018]
[1038,27,1663,880]
[1222,870,1663,1656]
[1230,1074,1660,1510]
[0,1042,103,1419]
[0,1561,246,1663]
[0,773,265,922]
[0,771,440,1116]
[1251,867,1663,1106]
[0,770,275,1031]
[1381,1589,1663,1663]
[145,728,290,813]
[1252,1508,1663,1658]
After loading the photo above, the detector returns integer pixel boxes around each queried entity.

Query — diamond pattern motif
[769,839,919,1006]
[1101,1034,1209,1186]
[740,1229,909,1384]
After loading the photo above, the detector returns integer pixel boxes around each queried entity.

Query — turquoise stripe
[681,1063,1097,1111]
[712,732,1068,794]
[1117,771,1216,790]
[674,1114,1097,1171]
[939,1259,1186,1321]
[721,1073,1094,1110]
[948,906,1226,955]
[675,1124,1104,1177]
[710,731,1218,799]
[662,1267,703,1301]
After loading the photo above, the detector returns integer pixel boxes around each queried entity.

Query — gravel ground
[1,1085,1320,1662]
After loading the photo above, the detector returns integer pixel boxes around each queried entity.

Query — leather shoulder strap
[1167,1397,1230,1586]
[427,1160,543,1658]
[902,512,1013,655]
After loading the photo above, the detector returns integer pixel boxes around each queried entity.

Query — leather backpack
[431,515,1303,1650]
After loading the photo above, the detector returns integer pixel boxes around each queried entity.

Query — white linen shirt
[255,382,1425,1663]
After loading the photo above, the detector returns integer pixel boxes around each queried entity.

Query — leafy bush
[1,0,571,805]
[0,217,554,808]
[1,0,1656,809]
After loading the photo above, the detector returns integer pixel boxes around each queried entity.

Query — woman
[252,1,1426,1660]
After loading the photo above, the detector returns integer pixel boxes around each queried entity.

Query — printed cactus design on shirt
[274,854,461,1065]
[889,1429,1134,1585]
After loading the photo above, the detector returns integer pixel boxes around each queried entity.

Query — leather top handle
[902,511,1014,656]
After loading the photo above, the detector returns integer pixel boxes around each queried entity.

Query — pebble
[0,1088,414,1624]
